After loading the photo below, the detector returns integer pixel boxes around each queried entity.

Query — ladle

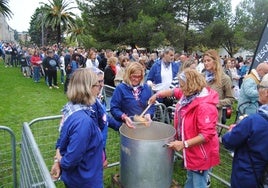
[140,103,152,117]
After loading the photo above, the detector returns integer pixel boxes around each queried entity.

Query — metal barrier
[0,126,17,188]
[102,85,116,112]
[19,113,232,188]
[20,119,59,188]
[19,115,120,187]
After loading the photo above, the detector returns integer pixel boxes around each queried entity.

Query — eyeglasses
[130,74,142,80]
[93,84,102,88]
[257,84,268,90]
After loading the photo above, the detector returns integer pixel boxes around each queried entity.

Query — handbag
[221,105,232,124]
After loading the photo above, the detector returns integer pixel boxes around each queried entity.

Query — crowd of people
[2,41,268,188]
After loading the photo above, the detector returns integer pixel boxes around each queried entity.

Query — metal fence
[17,112,232,188]
[0,126,17,188]
[0,116,232,188]
[20,117,59,188]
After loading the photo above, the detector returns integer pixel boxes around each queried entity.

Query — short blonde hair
[178,68,207,96]
[67,68,98,105]
[107,56,118,66]
[123,62,145,85]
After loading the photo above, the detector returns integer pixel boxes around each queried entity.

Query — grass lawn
[0,60,67,187]
[0,60,67,135]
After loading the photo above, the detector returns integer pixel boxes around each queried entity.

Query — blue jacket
[237,71,260,115]
[59,109,103,188]
[110,83,155,122]
[146,60,180,84]
[91,99,108,149]
[222,107,268,188]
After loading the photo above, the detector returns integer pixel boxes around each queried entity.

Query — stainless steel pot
[119,121,176,188]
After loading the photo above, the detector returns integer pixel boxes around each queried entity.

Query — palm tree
[0,0,13,18]
[40,0,76,44]
[66,17,86,46]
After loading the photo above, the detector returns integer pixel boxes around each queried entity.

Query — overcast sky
[6,0,242,32]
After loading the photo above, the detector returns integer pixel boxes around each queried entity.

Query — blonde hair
[67,68,98,105]
[107,56,118,66]
[123,62,145,85]
[203,49,222,86]
[178,68,207,96]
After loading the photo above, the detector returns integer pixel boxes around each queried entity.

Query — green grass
[0,60,67,187]
[0,61,67,133]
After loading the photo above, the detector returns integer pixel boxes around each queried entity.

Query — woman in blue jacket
[110,62,155,128]
[51,68,103,188]
[222,74,268,188]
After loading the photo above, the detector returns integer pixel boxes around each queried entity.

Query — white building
[0,14,15,42]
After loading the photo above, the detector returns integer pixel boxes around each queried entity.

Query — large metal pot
[119,121,176,188]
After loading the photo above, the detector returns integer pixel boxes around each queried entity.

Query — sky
[6,0,242,32]
[6,0,79,32]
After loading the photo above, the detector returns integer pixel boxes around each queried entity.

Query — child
[20,53,31,78]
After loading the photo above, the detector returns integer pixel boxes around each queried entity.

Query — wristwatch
[184,141,189,148]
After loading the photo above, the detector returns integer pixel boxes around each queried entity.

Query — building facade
[0,14,15,42]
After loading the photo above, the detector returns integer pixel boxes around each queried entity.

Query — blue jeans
[33,66,40,82]
[184,169,209,188]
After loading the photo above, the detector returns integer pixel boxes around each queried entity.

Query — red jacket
[173,87,220,170]
[30,55,42,66]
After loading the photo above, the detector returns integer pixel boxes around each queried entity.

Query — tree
[202,20,241,57]
[0,0,12,18]
[78,0,180,51]
[234,0,268,50]
[172,0,232,53]
[29,8,58,46]
[40,0,76,44]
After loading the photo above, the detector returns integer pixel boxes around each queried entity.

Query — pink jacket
[173,87,220,170]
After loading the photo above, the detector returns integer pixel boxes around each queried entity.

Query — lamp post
[41,15,44,46]
[39,2,44,46]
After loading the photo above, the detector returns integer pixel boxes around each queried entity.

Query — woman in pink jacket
[149,68,220,188]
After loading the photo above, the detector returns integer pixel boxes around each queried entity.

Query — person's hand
[124,116,136,129]
[228,124,236,131]
[50,162,61,180]
[144,114,152,123]
[147,80,154,88]
[148,94,157,104]
[168,140,184,152]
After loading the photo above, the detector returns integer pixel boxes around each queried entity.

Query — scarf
[258,104,268,120]
[162,61,171,69]
[132,85,142,101]
[179,91,201,107]
[111,65,117,75]
[204,70,215,83]
[59,102,92,132]
[177,91,201,140]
